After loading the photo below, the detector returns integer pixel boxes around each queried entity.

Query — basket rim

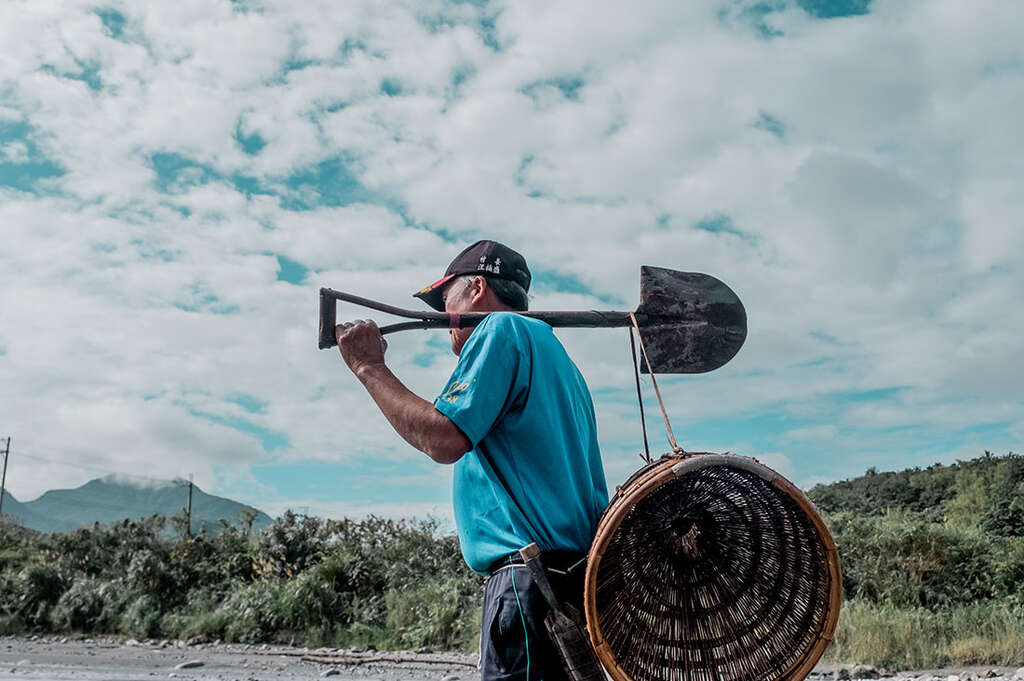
[583,452,842,681]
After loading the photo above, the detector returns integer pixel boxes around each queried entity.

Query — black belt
[487,549,587,576]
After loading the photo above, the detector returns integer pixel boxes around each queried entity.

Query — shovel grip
[319,290,337,349]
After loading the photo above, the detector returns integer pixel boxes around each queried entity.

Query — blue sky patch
[275,254,309,284]
[130,237,179,262]
[227,394,268,414]
[414,336,454,368]
[380,78,403,96]
[522,76,585,103]
[96,8,126,38]
[797,0,871,18]
[478,15,501,51]
[149,152,219,193]
[41,61,102,92]
[720,2,787,38]
[447,63,477,102]
[251,459,444,504]
[722,0,870,37]
[174,285,240,315]
[190,408,289,452]
[280,157,368,210]
[230,173,272,199]
[754,112,786,138]
[235,122,267,155]
[532,267,622,306]
[694,215,750,239]
[0,121,65,192]
[832,386,904,403]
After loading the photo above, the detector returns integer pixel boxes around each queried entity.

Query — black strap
[629,327,652,464]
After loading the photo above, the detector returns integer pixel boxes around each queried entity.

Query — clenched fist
[335,319,388,376]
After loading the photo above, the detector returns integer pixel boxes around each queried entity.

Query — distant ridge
[0,476,272,534]
[807,450,1024,532]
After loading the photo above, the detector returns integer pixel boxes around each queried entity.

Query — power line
[15,450,184,483]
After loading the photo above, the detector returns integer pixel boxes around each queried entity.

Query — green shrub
[120,594,163,639]
[828,511,1009,608]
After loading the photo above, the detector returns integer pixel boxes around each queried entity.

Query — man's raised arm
[335,320,471,464]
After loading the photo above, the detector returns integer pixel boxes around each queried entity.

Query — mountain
[1,489,51,531]
[1,476,273,535]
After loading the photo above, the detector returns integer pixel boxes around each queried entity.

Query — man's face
[442,277,476,356]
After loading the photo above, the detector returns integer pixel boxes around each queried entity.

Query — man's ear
[471,275,488,303]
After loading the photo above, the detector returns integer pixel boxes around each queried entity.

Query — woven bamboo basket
[584,452,841,681]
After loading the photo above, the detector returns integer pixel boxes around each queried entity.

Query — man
[335,240,608,681]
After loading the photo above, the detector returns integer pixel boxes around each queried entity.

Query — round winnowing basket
[585,453,841,681]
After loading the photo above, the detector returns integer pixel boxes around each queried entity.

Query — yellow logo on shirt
[441,378,476,404]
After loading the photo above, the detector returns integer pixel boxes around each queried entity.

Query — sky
[1,0,1021,522]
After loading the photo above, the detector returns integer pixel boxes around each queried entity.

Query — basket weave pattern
[587,455,839,681]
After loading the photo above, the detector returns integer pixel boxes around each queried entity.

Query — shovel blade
[636,266,747,373]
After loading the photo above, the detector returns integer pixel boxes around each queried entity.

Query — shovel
[318,265,746,373]
[518,543,607,681]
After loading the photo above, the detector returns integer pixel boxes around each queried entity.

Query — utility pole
[186,474,193,537]
[0,437,10,519]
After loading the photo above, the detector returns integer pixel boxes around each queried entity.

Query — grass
[825,600,1024,669]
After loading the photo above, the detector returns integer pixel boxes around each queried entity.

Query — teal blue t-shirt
[433,312,609,574]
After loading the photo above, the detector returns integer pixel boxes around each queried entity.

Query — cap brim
[412,273,457,312]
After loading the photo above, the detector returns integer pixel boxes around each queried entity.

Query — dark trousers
[480,563,586,681]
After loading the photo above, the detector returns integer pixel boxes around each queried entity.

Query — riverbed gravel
[1,635,1021,681]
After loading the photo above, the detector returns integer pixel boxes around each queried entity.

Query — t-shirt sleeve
[433,315,528,447]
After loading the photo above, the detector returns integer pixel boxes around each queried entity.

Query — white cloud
[0,0,1022,515]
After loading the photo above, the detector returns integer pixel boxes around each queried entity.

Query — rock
[29,635,38,641]
[125,639,140,647]
[417,646,434,654]
[60,637,68,644]
[853,665,880,680]
[982,672,999,679]
[175,660,205,670]
[441,675,460,681]
[947,675,960,681]
[835,669,851,681]
[1014,669,1024,681]
[320,671,341,678]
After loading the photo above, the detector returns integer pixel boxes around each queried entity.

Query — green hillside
[808,451,1024,534]
[807,451,1024,667]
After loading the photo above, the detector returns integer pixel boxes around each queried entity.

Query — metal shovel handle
[319,287,660,350]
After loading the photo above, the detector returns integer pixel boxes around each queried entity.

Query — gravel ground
[1,636,1021,681]
[0,636,477,681]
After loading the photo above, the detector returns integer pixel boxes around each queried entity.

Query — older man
[335,240,608,681]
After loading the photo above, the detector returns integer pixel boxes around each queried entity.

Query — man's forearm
[354,363,470,464]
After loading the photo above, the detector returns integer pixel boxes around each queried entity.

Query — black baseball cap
[413,240,532,311]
